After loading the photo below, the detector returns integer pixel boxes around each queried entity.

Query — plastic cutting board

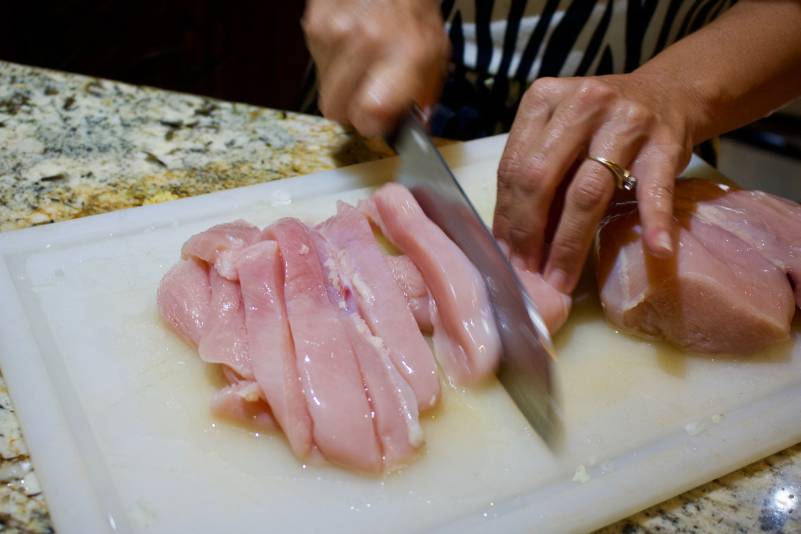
[1,135,800,533]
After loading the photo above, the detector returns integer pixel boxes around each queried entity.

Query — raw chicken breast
[157,258,211,346]
[341,315,423,467]
[181,220,261,279]
[236,240,314,458]
[368,183,502,385]
[197,269,253,379]
[319,201,440,409]
[266,218,382,472]
[674,180,801,306]
[386,255,433,332]
[596,185,796,353]
[210,379,276,432]
[314,231,423,467]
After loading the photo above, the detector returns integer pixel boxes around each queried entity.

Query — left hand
[493,72,704,294]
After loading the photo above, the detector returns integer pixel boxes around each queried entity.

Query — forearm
[635,0,801,143]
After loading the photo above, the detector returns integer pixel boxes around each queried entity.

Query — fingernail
[545,268,569,293]
[653,230,673,257]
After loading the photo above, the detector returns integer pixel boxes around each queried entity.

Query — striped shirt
[302,0,736,145]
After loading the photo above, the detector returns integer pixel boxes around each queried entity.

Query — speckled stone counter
[0,61,390,232]
[0,61,798,533]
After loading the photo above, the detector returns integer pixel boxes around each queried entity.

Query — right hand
[302,0,449,137]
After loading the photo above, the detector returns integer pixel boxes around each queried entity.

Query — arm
[641,0,801,142]
[494,0,801,295]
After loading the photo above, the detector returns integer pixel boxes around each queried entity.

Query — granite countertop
[0,60,798,533]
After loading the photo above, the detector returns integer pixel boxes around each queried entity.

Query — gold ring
[588,156,637,191]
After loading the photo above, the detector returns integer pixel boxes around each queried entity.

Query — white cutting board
[1,135,800,534]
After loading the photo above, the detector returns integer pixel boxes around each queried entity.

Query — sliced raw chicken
[197,269,253,379]
[318,202,440,409]
[313,229,424,467]
[596,193,796,353]
[386,255,433,332]
[265,218,382,472]
[181,220,261,279]
[342,316,423,467]
[210,379,276,432]
[236,240,314,458]
[368,183,502,385]
[157,258,211,346]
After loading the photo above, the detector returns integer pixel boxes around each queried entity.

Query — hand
[302,0,449,137]
[493,72,703,294]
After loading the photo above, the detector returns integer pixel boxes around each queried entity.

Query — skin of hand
[494,0,801,295]
[302,0,449,137]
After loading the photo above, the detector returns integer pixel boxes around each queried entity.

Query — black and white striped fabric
[301,0,736,146]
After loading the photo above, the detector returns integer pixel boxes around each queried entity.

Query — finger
[318,39,379,124]
[493,79,560,265]
[493,78,606,268]
[301,5,351,75]
[631,139,688,258]
[544,125,646,293]
[351,45,446,137]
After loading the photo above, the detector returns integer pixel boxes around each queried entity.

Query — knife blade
[389,111,560,447]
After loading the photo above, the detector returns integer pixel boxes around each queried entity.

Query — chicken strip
[367,184,501,385]
[197,269,253,379]
[318,201,440,409]
[237,240,314,458]
[157,258,211,346]
[265,219,382,472]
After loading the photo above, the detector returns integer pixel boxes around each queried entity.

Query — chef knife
[388,109,560,447]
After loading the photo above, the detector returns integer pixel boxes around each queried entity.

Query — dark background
[1,0,798,160]
[0,0,311,111]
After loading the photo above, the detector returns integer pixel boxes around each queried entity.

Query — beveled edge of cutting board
[437,380,801,533]
[0,256,114,532]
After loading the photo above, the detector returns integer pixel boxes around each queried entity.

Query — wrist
[629,66,718,147]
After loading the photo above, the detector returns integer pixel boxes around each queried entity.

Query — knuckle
[525,77,561,102]
[360,24,383,48]
[532,76,561,94]
[324,14,355,44]
[552,234,584,262]
[497,154,523,183]
[499,155,548,197]
[508,226,535,248]
[300,10,319,34]
[571,173,611,212]
[620,101,653,128]
[576,79,616,105]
